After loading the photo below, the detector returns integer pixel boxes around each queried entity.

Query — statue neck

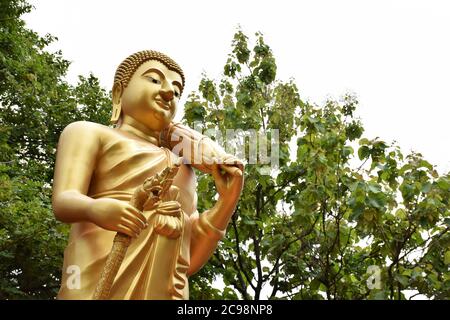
[118,115,160,146]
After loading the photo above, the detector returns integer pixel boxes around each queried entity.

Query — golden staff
[92,162,180,300]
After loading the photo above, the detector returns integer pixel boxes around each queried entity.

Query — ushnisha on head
[111,50,185,127]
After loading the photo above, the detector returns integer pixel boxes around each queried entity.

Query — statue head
[111,50,185,131]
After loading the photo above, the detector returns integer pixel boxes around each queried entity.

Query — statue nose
[160,82,174,102]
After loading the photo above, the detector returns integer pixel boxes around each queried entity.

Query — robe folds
[57,128,197,300]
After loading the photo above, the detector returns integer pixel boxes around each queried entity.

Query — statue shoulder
[58,121,112,150]
[60,121,111,138]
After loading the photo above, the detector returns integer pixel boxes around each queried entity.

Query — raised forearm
[200,197,238,230]
[188,197,238,276]
[160,122,228,174]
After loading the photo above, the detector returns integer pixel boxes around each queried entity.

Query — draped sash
[57,130,196,299]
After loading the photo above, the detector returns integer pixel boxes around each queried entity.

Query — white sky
[24,0,450,173]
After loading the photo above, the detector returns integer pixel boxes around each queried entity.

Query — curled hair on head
[113,50,185,94]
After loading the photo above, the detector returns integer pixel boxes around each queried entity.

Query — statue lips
[155,99,170,111]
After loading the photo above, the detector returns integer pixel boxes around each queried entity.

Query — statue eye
[147,76,161,84]
[174,91,180,98]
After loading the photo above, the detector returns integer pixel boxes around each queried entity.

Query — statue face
[120,60,183,131]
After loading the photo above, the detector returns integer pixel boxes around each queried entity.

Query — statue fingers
[157,200,181,211]
[156,206,181,217]
[164,219,176,237]
[223,155,244,166]
[143,197,161,211]
[221,155,244,175]
[219,164,242,177]
[123,210,148,229]
[220,155,244,176]
[124,204,147,226]
[211,161,222,181]
[154,216,170,236]
[116,224,139,238]
[156,210,179,217]
[153,215,182,239]
[165,217,182,239]
[153,214,168,231]
[151,214,161,229]
[120,218,143,236]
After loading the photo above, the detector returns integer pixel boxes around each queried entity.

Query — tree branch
[263,169,306,208]
[231,212,256,291]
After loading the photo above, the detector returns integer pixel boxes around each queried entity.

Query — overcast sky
[24,0,450,173]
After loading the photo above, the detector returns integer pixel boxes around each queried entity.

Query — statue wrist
[197,213,226,242]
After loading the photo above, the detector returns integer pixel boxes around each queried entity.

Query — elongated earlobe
[111,82,123,124]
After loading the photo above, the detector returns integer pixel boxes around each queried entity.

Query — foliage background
[1,0,449,299]
[0,0,111,298]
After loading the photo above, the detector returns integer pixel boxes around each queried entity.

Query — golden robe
[57,127,196,299]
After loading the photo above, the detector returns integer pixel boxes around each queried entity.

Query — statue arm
[187,165,243,276]
[162,123,244,275]
[52,122,152,237]
[52,121,100,223]
[160,122,229,174]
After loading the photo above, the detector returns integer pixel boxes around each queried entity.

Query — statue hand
[219,154,244,177]
[86,198,147,238]
[211,156,244,202]
[148,200,183,239]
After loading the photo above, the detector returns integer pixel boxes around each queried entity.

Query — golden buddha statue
[52,50,244,299]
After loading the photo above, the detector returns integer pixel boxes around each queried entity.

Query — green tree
[186,29,450,300]
[1,0,449,300]
[0,0,111,298]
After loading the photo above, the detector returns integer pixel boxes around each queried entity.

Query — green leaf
[372,290,387,300]
[395,209,407,219]
[395,274,409,287]
[359,138,369,145]
[444,218,450,227]
[242,217,256,225]
[421,182,432,193]
[349,205,364,220]
[358,146,370,160]
[437,178,450,191]
[368,183,381,194]
[342,146,354,157]
[310,279,321,291]
[444,251,450,265]
[418,160,433,170]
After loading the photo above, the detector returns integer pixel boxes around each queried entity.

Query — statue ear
[111,82,123,124]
